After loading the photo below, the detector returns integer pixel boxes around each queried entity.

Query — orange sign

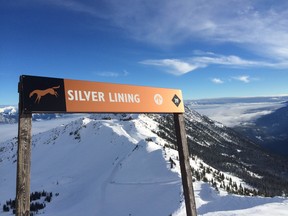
[21,75,184,113]
[64,79,184,113]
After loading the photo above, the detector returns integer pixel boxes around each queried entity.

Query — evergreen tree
[3,204,9,212]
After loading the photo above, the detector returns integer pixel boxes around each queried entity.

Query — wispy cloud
[41,0,288,64]
[233,75,251,83]
[211,78,224,84]
[96,71,128,77]
[140,59,198,75]
[192,54,268,68]
[141,53,271,75]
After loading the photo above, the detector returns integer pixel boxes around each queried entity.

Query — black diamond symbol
[172,94,181,107]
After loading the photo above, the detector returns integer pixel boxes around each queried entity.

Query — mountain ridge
[1,114,183,215]
[1,107,288,215]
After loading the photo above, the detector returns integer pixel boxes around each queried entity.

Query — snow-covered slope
[155,107,288,197]
[1,114,183,216]
[1,113,287,215]
[179,182,288,216]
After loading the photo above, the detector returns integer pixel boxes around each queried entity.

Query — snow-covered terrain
[1,114,287,215]
[1,114,182,216]
[176,182,288,216]
[0,114,87,143]
[0,106,17,115]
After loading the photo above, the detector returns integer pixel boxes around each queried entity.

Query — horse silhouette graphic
[29,86,60,104]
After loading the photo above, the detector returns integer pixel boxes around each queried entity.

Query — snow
[0,115,182,216]
[174,182,288,216]
[1,114,287,216]
[0,106,17,115]
[0,114,87,143]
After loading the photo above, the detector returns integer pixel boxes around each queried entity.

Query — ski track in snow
[99,144,131,204]
[110,179,181,185]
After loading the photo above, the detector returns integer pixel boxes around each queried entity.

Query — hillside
[1,114,183,215]
[153,107,288,197]
[1,111,288,215]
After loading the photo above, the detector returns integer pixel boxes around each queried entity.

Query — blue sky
[1,0,288,105]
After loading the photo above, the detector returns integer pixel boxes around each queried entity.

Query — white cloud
[96,72,119,77]
[140,59,198,75]
[211,78,224,84]
[192,54,267,67]
[141,53,272,75]
[96,71,128,77]
[233,75,251,83]
[42,0,288,64]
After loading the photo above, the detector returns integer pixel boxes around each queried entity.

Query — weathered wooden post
[16,78,32,216]
[174,113,197,216]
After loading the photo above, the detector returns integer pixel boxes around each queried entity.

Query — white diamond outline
[172,94,181,107]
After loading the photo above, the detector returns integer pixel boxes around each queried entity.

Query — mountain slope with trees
[153,106,288,197]
[234,102,288,156]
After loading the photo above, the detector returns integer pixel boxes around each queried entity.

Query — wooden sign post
[16,75,197,216]
[174,113,197,216]
[16,79,32,216]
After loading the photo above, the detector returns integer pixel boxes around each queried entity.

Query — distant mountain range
[0,106,68,124]
[234,101,288,157]
[0,106,18,124]
[187,96,288,157]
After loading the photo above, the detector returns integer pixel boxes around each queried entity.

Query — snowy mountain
[1,114,183,216]
[1,110,288,215]
[0,106,18,124]
[0,106,70,124]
